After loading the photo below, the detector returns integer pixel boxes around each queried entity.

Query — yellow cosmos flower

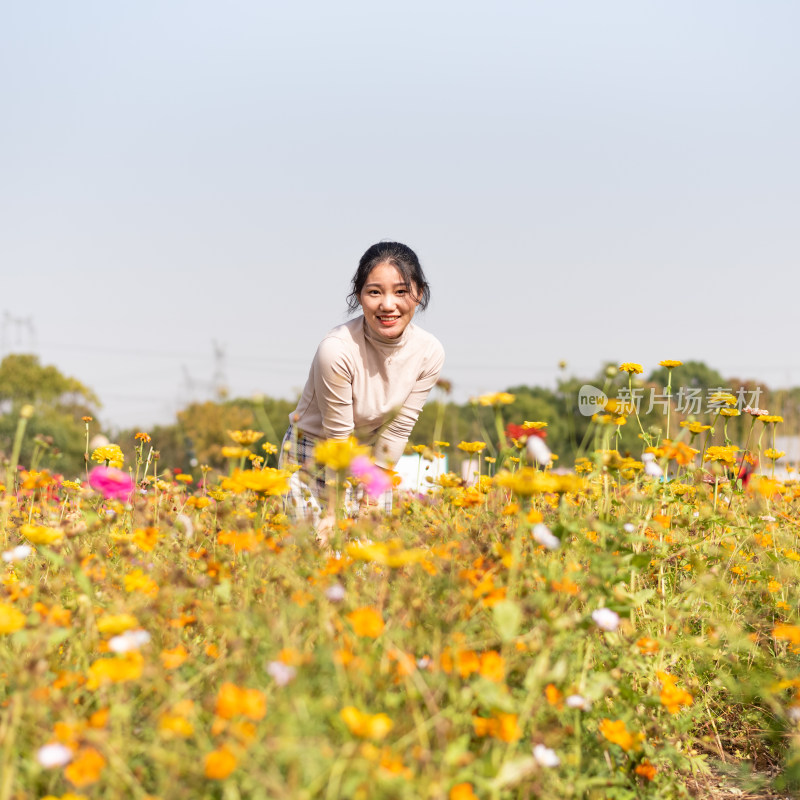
[346,606,385,638]
[708,391,737,406]
[86,652,144,689]
[20,523,64,546]
[314,437,369,471]
[340,706,394,740]
[680,421,712,434]
[221,446,251,458]
[703,445,739,465]
[598,718,643,752]
[221,467,291,495]
[657,671,693,714]
[764,449,785,460]
[457,441,486,454]
[97,614,139,635]
[0,602,26,634]
[91,444,124,468]
[618,362,643,374]
[346,540,427,568]
[204,745,238,779]
[228,429,264,445]
[494,468,585,496]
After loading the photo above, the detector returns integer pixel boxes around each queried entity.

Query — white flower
[267,661,297,686]
[108,629,151,653]
[623,523,635,533]
[642,452,663,478]
[533,743,560,767]
[37,743,73,768]
[566,694,592,711]
[417,656,432,669]
[760,515,776,523]
[532,524,560,551]
[526,436,552,466]
[325,582,346,602]
[2,545,33,563]
[592,608,620,632]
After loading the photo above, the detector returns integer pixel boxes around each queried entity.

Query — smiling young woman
[280,242,445,540]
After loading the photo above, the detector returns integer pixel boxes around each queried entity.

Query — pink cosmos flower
[350,456,392,499]
[88,466,134,502]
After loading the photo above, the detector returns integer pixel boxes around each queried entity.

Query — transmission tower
[1,312,37,355]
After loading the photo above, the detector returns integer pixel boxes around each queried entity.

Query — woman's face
[359,261,419,340]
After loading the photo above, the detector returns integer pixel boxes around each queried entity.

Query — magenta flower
[88,466,134,502]
[350,455,392,499]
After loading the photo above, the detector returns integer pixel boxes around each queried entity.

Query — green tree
[0,353,100,477]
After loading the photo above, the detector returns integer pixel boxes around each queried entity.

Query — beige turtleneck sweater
[291,316,445,468]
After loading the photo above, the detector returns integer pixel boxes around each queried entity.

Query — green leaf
[492,600,522,642]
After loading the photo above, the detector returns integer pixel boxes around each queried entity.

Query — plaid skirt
[278,424,393,523]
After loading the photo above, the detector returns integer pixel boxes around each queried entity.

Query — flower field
[3,369,800,800]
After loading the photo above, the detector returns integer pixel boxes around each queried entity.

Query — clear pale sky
[2,1,798,430]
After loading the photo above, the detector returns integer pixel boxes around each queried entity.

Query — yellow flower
[703,445,739,465]
[347,606,385,638]
[135,432,151,442]
[221,446,251,458]
[221,467,291,495]
[758,415,783,424]
[475,392,515,406]
[618,362,643,374]
[659,360,682,368]
[228,429,264,445]
[598,718,643,752]
[64,747,106,787]
[346,541,427,568]
[719,408,740,417]
[86,652,144,689]
[764,449,785,461]
[657,671,693,714]
[215,682,267,720]
[313,437,369,471]
[91,444,124,468]
[522,421,547,429]
[457,441,486,454]
[434,440,450,448]
[20,523,64,546]
[494,468,585,496]
[680,421,712,434]
[0,602,26,634]
[204,745,238,779]
[132,527,160,552]
[97,614,139,635]
[262,442,278,455]
[340,706,394,740]
[708,391,737,406]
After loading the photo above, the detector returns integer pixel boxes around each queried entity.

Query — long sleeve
[373,342,445,468]
[312,337,356,439]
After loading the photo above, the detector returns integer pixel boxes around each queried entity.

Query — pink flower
[350,456,392,499]
[88,466,134,502]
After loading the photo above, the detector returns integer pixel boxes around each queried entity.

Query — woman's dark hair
[346,242,431,313]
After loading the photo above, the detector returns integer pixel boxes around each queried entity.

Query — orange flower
[86,652,144,689]
[450,783,479,800]
[132,527,160,552]
[204,745,237,779]
[215,682,267,720]
[545,683,563,709]
[599,718,643,752]
[635,759,658,780]
[346,606,385,638]
[0,602,26,634]
[160,645,188,670]
[478,651,505,683]
[636,637,659,655]
[657,672,693,714]
[64,747,106,787]
[340,706,394,740]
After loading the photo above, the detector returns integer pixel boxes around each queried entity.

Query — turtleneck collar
[361,315,411,348]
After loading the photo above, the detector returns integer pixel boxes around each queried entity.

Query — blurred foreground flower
[88,466,134,502]
[592,608,620,632]
[350,456,393,499]
[340,706,393,740]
